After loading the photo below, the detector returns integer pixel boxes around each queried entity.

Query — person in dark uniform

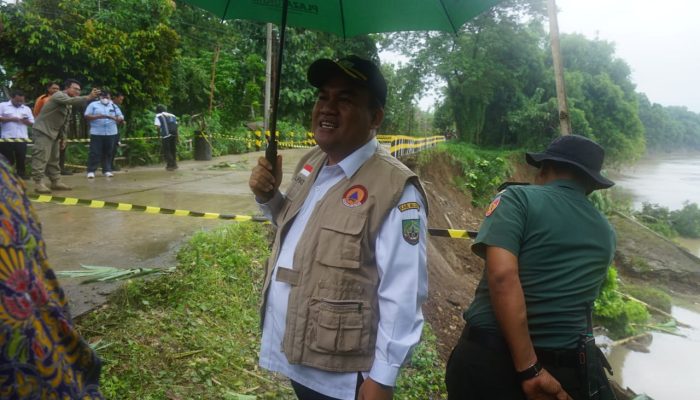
[445,135,616,400]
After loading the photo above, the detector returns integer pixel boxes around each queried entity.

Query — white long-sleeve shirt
[258,139,428,399]
[0,101,34,139]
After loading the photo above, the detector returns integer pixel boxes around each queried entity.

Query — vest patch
[398,202,420,212]
[300,164,313,177]
[342,185,368,208]
[402,219,420,245]
[485,196,501,217]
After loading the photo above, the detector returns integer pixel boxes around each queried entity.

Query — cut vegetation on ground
[77,223,445,399]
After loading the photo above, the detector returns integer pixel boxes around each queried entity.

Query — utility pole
[547,0,571,135]
[264,23,273,133]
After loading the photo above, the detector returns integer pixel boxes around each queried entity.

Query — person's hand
[520,369,572,400]
[60,138,67,150]
[249,155,282,203]
[89,88,101,99]
[357,378,393,400]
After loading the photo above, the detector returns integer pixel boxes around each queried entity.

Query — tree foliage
[3,0,698,158]
[0,0,179,118]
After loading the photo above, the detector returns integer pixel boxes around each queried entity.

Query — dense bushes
[594,266,650,338]
[635,202,700,238]
[441,143,514,207]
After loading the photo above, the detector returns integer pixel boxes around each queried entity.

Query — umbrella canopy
[183,0,502,38]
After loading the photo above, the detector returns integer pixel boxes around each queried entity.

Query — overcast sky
[405,0,700,112]
[555,0,699,112]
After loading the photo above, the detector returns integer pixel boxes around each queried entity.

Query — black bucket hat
[307,55,387,107]
[526,135,614,190]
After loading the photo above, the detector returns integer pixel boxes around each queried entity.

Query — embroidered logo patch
[398,202,420,212]
[485,196,501,217]
[342,185,368,208]
[402,219,420,245]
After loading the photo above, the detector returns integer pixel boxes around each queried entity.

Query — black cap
[307,55,387,107]
[526,135,614,190]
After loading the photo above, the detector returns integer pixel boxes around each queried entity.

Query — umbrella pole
[265,0,289,171]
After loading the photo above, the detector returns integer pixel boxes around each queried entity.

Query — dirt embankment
[408,152,700,362]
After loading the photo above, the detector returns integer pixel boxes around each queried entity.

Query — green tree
[0,0,179,120]
[559,34,645,162]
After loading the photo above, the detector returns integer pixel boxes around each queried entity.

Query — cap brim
[308,59,353,88]
[525,152,614,190]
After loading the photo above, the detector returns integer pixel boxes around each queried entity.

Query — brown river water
[607,155,700,399]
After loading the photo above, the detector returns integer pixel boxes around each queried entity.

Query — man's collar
[334,138,378,178]
[546,179,586,193]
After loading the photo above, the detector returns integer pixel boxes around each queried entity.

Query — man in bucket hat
[445,135,616,400]
[249,55,428,400]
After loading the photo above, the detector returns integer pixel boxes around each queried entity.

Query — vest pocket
[316,212,366,269]
[308,299,370,355]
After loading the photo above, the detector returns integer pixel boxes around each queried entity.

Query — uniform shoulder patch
[398,201,420,212]
[485,196,501,217]
[402,219,420,245]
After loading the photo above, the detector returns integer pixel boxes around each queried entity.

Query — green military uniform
[466,179,616,349]
[446,134,617,400]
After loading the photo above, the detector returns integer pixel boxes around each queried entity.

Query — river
[610,154,700,257]
[607,155,700,399]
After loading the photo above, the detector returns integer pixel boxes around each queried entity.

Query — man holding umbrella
[249,55,429,400]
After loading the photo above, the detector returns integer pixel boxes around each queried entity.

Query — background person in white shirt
[84,91,123,178]
[0,90,34,179]
[249,55,428,400]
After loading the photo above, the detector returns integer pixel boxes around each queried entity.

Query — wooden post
[547,0,571,135]
[208,44,221,115]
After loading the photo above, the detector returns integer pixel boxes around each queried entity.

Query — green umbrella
[181,0,502,166]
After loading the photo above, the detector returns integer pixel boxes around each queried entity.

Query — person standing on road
[31,79,99,193]
[0,90,34,179]
[445,135,617,400]
[154,104,178,171]
[34,81,73,176]
[84,91,123,178]
[110,92,126,171]
[249,55,429,400]
[0,156,104,399]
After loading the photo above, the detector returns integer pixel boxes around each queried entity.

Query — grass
[77,222,447,399]
[77,223,291,399]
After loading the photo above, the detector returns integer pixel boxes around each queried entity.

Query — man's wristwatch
[516,360,543,382]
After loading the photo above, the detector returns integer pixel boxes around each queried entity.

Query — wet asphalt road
[33,149,308,316]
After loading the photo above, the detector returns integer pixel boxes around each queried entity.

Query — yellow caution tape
[28,194,269,222]
[0,138,32,143]
[28,194,475,239]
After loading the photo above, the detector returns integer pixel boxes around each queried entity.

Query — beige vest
[261,144,427,372]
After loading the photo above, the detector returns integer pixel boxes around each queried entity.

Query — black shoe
[61,169,74,176]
